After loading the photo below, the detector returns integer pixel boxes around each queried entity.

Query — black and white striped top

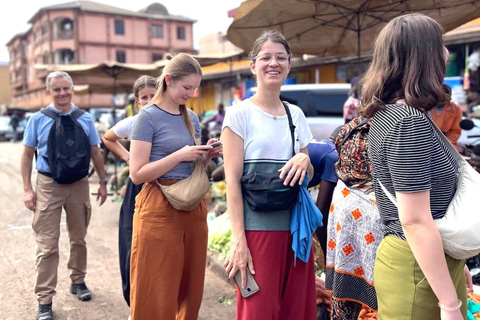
[369,104,458,240]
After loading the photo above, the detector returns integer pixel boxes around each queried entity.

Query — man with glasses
[21,71,108,320]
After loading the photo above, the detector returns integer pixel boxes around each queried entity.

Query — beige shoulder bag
[154,135,210,211]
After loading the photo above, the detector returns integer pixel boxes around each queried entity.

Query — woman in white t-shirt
[222,30,316,319]
[101,75,157,308]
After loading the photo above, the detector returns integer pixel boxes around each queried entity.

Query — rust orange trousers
[130,181,208,320]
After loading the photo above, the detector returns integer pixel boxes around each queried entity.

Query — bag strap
[70,108,85,120]
[378,114,464,209]
[377,180,398,208]
[281,101,296,158]
[425,115,462,163]
[340,118,371,146]
[41,107,84,120]
[36,108,59,161]
[40,108,59,119]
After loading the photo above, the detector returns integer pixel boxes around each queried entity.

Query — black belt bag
[241,172,299,211]
[241,101,299,212]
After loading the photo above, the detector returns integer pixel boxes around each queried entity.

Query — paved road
[0,141,236,320]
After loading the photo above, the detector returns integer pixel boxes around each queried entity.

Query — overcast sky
[0,0,244,63]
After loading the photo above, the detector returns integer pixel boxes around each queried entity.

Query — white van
[250,83,350,141]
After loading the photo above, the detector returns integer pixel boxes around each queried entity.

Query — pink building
[6,1,195,110]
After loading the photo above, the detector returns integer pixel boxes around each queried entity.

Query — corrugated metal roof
[5,28,30,47]
[444,17,480,45]
[28,1,195,23]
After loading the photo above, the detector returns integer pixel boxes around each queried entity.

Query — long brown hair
[151,53,202,137]
[132,75,157,114]
[360,13,449,118]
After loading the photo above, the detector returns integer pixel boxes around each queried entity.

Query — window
[62,50,74,64]
[115,20,125,35]
[58,19,74,39]
[43,52,50,64]
[54,49,74,64]
[116,51,126,63]
[152,53,163,62]
[152,24,163,38]
[62,21,72,31]
[42,24,48,36]
[177,26,186,40]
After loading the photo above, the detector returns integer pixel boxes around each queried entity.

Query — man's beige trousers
[33,173,91,304]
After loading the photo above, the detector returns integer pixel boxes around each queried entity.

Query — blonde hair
[151,53,202,137]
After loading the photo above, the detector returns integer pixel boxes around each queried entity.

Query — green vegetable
[207,211,233,259]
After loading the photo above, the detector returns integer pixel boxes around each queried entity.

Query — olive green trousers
[374,235,467,320]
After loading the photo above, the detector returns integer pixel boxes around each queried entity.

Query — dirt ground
[0,141,236,320]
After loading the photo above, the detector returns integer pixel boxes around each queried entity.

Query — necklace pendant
[273,115,277,120]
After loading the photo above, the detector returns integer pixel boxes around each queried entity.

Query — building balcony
[54,30,74,40]
[11,79,27,90]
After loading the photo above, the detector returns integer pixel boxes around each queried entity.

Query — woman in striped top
[361,14,469,320]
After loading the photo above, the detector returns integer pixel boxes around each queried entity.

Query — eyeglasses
[254,53,290,63]
[52,87,72,94]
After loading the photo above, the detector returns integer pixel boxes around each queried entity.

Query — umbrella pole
[357,13,361,67]
[112,75,118,195]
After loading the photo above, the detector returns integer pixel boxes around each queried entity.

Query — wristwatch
[99,180,108,185]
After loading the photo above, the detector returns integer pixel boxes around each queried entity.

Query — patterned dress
[325,180,384,313]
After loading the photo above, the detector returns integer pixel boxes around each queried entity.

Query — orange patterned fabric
[342,244,354,256]
[325,181,384,311]
[364,233,376,245]
[351,208,362,220]
[328,239,336,250]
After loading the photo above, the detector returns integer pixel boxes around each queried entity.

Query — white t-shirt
[112,115,137,140]
[222,99,313,231]
[222,99,312,161]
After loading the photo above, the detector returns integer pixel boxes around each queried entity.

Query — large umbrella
[73,83,133,95]
[227,0,480,59]
[35,61,161,97]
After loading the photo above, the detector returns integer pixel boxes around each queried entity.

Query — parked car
[89,108,126,129]
[250,83,350,141]
[0,116,27,141]
[0,116,13,141]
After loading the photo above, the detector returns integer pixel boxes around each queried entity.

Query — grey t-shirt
[131,104,201,180]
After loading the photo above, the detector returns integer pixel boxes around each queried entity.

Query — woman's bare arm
[397,191,461,312]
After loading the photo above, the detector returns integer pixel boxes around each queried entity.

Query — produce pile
[468,292,480,320]
[207,210,232,259]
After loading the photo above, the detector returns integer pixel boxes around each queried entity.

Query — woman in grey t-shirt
[128,53,222,320]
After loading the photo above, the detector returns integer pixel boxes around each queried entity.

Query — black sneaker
[70,283,92,301]
[37,303,53,320]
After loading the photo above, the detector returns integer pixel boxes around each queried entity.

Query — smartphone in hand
[210,141,222,148]
[233,268,259,298]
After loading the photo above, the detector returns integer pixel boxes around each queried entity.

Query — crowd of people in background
[15,11,480,320]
